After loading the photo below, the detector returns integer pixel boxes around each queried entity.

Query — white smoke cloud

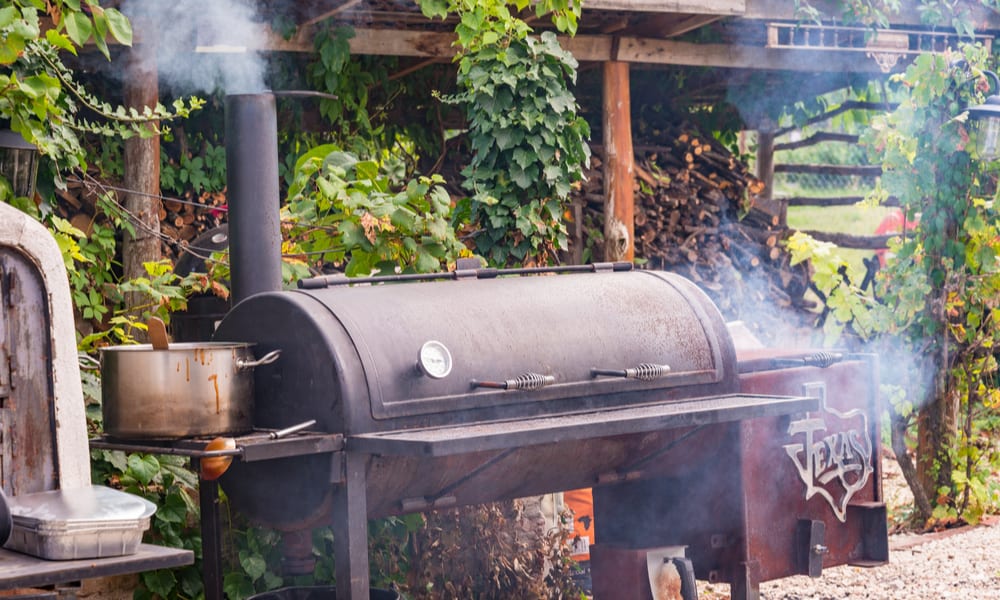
[121,0,268,94]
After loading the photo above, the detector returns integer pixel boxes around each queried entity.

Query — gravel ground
[757,519,1000,599]
[694,517,1000,600]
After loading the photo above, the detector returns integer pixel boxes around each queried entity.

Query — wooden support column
[602,61,634,262]
[122,25,161,319]
[755,123,786,226]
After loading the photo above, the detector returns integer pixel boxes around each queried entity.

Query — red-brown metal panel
[738,355,884,583]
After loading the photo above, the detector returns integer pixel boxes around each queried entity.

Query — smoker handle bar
[770,352,844,368]
[592,363,671,381]
[297,261,634,288]
[471,373,556,391]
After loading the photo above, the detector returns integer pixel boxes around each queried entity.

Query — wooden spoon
[148,316,170,351]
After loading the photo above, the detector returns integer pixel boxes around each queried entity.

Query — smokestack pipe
[225,92,283,304]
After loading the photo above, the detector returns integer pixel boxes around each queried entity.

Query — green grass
[786,203,896,235]
[786,203,897,279]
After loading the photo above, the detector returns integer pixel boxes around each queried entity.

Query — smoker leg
[332,453,370,600]
[730,562,760,600]
[198,474,224,600]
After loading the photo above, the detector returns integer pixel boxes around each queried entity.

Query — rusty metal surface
[737,355,884,585]
[0,247,57,495]
[586,354,884,600]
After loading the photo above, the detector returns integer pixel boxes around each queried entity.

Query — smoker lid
[280,270,735,420]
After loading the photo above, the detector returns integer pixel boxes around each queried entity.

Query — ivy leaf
[223,573,255,600]
[64,11,93,47]
[141,569,177,598]
[127,454,160,486]
[512,147,534,169]
[509,163,532,189]
[0,6,18,29]
[45,29,77,54]
[415,250,440,272]
[481,30,499,46]
[493,127,515,150]
[355,160,379,184]
[103,449,129,472]
[105,8,132,46]
[418,0,450,19]
[155,491,189,524]
[239,550,268,581]
[0,35,23,64]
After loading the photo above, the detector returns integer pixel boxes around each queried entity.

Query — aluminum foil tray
[2,485,156,560]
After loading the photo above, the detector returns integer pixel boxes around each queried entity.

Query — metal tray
[2,485,156,560]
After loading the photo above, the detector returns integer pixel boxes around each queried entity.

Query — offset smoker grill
[179,91,885,600]
[205,264,886,600]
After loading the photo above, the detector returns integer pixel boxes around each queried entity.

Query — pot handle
[237,349,282,370]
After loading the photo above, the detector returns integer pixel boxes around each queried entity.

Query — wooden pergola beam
[583,0,745,15]
[260,28,905,73]
[300,0,365,26]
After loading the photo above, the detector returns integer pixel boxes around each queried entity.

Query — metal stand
[332,452,370,600]
[90,431,343,600]
[197,471,224,600]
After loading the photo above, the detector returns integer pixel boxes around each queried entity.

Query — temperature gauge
[417,340,453,379]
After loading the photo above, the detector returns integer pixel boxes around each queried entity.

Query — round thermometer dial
[418,340,453,379]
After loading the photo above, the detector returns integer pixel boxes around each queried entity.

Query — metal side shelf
[88,429,344,600]
[89,429,345,460]
[352,393,819,457]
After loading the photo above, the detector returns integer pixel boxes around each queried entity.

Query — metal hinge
[797,519,828,577]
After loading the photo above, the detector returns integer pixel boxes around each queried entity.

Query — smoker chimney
[225,93,283,304]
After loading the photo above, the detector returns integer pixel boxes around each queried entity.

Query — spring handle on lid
[472,372,556,391]
[592,363,672,381]
[771,352,844,369]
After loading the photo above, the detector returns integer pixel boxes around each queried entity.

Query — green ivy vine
[788,43,1000,525]
[793,0,998,35]
[283,145,471,276]
[419,0,589,266]
[0,2,202,177]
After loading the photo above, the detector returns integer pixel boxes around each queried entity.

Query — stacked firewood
[52,176,225,261]
[574,129,816,343]
[158,190,226,260]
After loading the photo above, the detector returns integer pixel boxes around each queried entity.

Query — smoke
[121,0,268,94]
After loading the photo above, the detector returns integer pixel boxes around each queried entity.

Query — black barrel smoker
[195,92,888,600]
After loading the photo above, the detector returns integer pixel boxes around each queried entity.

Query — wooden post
[602,61,634,262]
[122,25,161,320]
[755,123,787,226]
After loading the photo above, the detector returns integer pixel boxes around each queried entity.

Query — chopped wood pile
[573,129,817,344]
[54,175,225,261]
[158,191,227,260]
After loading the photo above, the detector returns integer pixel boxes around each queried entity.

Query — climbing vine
[794,0,997,32]
[0,1,202,179]
[788,43,1000,525]
[419,0,589,266]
